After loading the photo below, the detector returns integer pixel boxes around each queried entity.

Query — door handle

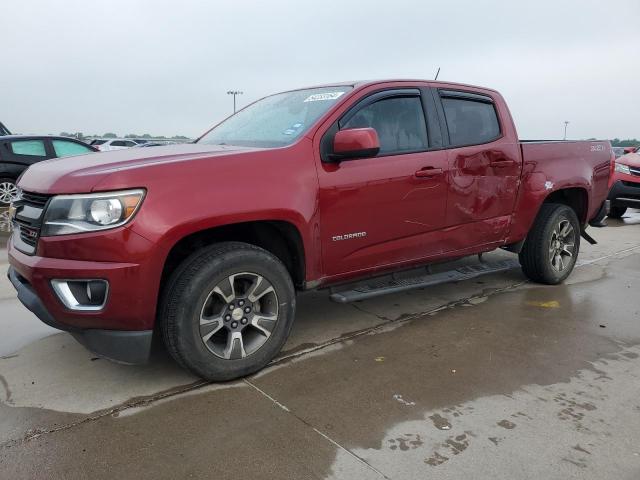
[415,167,443,178]
[490,159,516,168]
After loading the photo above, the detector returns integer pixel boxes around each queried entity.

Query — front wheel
[160,242,296,381]
[519,203,580,285]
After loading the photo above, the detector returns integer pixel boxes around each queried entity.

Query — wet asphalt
[1,209,640,479]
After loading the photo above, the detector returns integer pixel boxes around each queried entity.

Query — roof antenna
[434,67,441,80]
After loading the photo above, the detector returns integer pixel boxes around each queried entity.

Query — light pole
[563,121,569,140]
[227,90,243,113]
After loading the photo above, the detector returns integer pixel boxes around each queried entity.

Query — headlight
[615,163,631,175]
[41,189,145,236]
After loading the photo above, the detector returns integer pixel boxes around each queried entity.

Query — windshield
[198,86,353,148]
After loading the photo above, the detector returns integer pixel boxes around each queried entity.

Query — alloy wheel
[199,272,279,360]
[0,181,18,205]
[549,219,575,272]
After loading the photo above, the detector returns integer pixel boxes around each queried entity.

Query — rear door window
[441,95,500,146]
[9,139,47,156]
[342,96,428,156]
[52,140,94,157]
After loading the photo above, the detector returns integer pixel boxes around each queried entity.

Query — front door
[317,89,449,278]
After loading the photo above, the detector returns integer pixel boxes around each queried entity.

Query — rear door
[435,89,522,251]
[317,88,449,277]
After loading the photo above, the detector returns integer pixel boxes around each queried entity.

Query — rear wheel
[608,206,627,219]
[160,242,296,381]
[0,178,18,205]
[519,203,580,285]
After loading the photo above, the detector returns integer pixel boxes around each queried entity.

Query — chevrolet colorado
[8,80,613,380]
[608,150,640,218]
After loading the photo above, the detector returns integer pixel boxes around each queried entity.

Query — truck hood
[18,143,261,194]
[619,152,640,168]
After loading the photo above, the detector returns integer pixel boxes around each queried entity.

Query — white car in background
[89,138,139,151]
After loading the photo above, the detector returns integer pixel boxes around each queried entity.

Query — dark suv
[0,136,97,205]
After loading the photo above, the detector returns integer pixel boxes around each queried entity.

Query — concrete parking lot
[1,209,640,479]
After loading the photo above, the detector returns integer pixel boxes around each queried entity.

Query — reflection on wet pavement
[2,249,639,479]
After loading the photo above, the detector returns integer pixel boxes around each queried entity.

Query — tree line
[610,139,639,147]
[59,132,191,140]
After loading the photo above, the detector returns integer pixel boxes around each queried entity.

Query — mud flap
[581,228,597,245]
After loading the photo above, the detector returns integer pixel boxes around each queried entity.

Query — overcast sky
[2,0,639,140]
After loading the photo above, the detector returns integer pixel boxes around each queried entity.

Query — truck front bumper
[8,266,153,364]
[608,180,640,209]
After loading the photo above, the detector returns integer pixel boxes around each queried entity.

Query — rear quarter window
[442,97,500,146]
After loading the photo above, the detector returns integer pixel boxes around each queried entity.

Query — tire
[519,203,581,285]
[0,177,19,206]
[608,206,627,219]
[159,241,296,381]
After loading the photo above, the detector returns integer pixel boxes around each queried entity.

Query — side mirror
[331,128,380,161]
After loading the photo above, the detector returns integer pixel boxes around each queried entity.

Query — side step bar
[329,259,520,304]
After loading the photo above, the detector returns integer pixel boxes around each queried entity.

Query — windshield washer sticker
[304,92,345,103]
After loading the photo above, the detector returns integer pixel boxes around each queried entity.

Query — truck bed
[504,139,612,244]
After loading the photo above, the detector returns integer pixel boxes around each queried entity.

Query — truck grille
[17,223,40,247]
[630,166,640,177]
[13,190,52,254]
[20,191,51,208]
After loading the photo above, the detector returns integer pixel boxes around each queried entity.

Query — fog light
[51,279,109,311]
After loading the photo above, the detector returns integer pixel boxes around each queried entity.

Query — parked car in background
[135,141,177,147]
[612,147,626,158]
[608,150,640,218]
[8,79,612,381]
[89,138,138,151]
[0,135,97,205]
[0,122,10,136]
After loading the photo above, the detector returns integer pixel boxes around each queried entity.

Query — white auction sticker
[303,92,345,102]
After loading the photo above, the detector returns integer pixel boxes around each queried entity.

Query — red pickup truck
[608,150,640,218]
[8,80,612,380]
